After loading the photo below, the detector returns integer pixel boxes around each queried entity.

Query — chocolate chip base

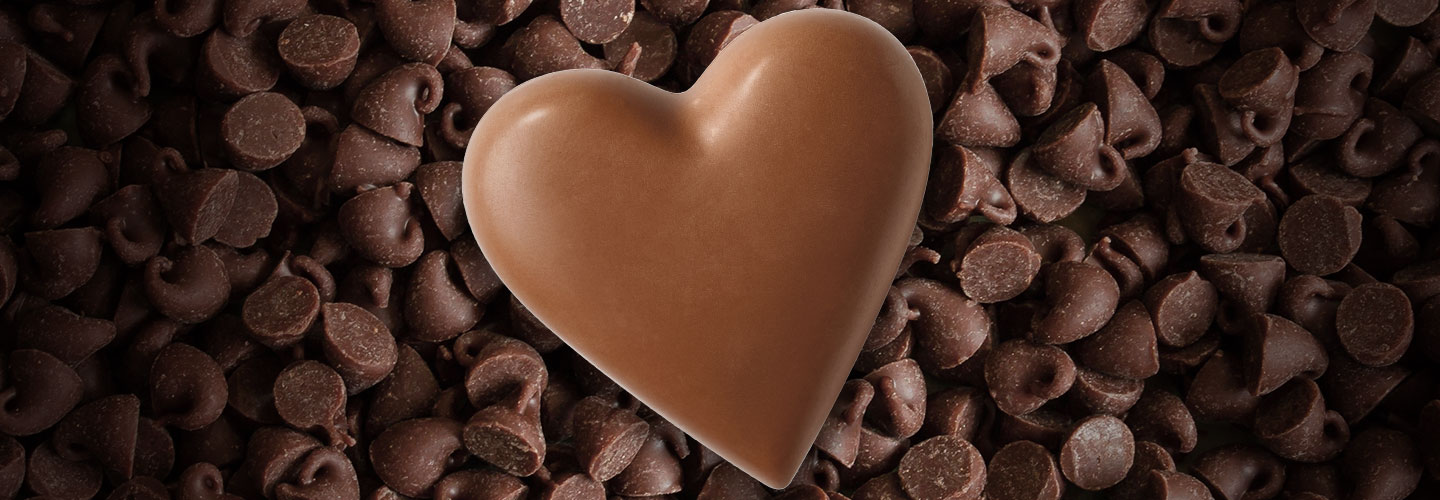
[0,0,1439,499]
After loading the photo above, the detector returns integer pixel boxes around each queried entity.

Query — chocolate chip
[923,144,1017,227]
[1192,444,1285,500]
[339,183,425,268]
[611,420,685,496]
[159,167,238,246]
[1148,0,1240,67]
[278,15,360,90]
[1073,300,1158,380]
[1335,282,1413,367]
[352,63,444,148]
[220,91,304,171]
[938,81,1021,148]
[1252,378,1348,462]
[897,434,985,500]
[603,11,675,83]
[242,275,320,348]
[144,245,230,324]
[375,0,455,65]
[570,396,648,481]
[212,170,277,248]
[1279,194,1364,276]
[1059,415,1134,490]
[150,343,227,431]
[683,11,758,76]
[511,15,613,81]
[27,441,102,499]
[985,339,1076,415]
[985,440,1062,500]
[863,358,926,439]
[370,418,465,497]
[53,393,141,478]
[274,360,352,448]
[0,349,84,436]
[320,302,398,395]
[954,225,1040,303]
[1007,149,1086,223]
[198,28,279,98]
[1341,427,1423,500]
[1032,261,1120,344]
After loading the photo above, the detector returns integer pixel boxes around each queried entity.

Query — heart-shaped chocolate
[462,10,930,487]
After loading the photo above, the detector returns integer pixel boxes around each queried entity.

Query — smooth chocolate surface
[2,0,1440,498]
[463,10,932,487]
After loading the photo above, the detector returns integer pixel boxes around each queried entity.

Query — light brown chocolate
[462,9,930,487]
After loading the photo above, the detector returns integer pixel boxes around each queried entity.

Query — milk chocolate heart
[462,10,930,487]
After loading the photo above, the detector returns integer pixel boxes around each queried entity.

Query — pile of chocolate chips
[2,0,1440,498]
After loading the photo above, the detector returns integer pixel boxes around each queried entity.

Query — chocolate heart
[462,10,930,487]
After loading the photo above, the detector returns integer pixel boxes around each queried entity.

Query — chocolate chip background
[1,0,1440,499]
